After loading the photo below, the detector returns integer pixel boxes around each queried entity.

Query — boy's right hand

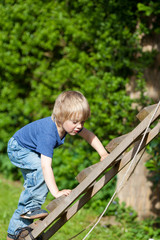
[54,189,71,198]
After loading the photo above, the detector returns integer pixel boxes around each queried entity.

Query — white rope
[82,101,160,240]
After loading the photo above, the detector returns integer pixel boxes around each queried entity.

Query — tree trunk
[117,151,160,219]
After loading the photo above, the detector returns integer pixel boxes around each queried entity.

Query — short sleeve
[78,127,84,133]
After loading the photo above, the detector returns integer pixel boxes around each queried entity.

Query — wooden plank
[76,162,100,183]
[76,156,122,184]
[106,134,128,153]
[29,220,42,229]
[25,105,160,240]
[43,122,160,239]
[46,195,66,212]
[106,129,150,153]
[136,104,157,121]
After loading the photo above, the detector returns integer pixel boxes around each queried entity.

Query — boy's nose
[77,122,83,128]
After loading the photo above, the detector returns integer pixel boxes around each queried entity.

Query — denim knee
[19,167,48,214]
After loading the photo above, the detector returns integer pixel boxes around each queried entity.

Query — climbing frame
[23,104,160,240]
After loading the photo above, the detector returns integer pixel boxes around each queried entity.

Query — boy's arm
[41,154,71,198]
[78,128,109,161]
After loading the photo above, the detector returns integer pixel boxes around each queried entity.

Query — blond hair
[52,91,90,125]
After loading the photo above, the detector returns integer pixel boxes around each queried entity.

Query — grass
[0,176,23,240]
[1,175,160,240]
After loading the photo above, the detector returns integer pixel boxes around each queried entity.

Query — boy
[7,91,108,240]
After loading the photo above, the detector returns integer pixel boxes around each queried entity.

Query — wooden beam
[25,105,160,240]
[75,162,100,183]
[42,122,160,239]
[106,129,151,153]
[76,157,122,184]
[136,104,157,121]
[106,134,128,153]
[46,195,66,212]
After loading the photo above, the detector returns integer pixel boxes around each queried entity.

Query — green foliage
[138,2,160,17]
[0,154,23,181]
[104,200,160,240]
[114,202,160,240]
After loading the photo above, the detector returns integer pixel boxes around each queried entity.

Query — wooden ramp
[23,104,160,240]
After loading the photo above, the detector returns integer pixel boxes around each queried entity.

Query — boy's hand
[79,128,110,162]
[54,189,71,198]
[100,153,109,161]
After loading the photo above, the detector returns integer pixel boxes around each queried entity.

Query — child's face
[62,120,85,135]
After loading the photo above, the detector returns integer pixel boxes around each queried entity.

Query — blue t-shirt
[13,117,66,158]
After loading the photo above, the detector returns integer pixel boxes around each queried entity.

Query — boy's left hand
[100,153,109,161]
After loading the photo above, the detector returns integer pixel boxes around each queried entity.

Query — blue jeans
[7,138,49,236]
